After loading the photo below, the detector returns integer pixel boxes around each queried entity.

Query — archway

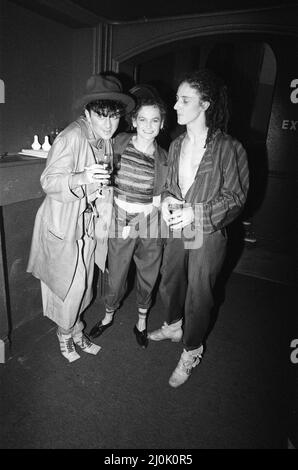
[119,36,277,149]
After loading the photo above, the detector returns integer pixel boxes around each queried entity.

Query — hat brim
[73,91,135,114]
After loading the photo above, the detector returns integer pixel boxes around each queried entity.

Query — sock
[137,310,147,331]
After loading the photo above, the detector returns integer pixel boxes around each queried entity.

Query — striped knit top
[114,140,155,204]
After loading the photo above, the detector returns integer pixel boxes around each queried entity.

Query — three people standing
[28,69,248,391]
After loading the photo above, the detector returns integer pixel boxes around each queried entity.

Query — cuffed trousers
[159,230,227,350]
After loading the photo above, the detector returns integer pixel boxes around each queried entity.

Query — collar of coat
[76,115,108,150]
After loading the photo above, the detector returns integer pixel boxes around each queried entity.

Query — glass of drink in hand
[98,154,113,185]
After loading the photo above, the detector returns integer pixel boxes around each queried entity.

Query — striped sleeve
[198,138,249,233]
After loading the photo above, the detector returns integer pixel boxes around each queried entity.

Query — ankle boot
[73,332,101,355]
[148,321,183,342]
[57,332,80,363]
[169,345,204,388]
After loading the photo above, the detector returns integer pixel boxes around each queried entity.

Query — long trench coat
[27,117,113,310]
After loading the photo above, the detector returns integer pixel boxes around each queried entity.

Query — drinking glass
[97,153,113,186]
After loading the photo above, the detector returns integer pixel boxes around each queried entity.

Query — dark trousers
[159,230,227,350]
[104,235,163,312]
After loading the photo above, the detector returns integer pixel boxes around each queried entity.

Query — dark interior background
[0,0,297,448]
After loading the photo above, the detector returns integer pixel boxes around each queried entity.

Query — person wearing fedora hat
[73,74,135,114]
[27,73,135,363]
[89,87,169,349]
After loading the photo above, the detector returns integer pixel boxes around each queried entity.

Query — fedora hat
[74,74,135,113]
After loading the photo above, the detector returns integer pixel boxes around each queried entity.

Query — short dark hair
[179,69,229,145]
[85,99,126,117]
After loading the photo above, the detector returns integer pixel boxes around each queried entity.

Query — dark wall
[266,39,298,175]
[3,198,44,331]
[0,0,94,338]
[0,1,5,155]
[0,0,73,153]
[252,38,297,253]
[0,0,93,155]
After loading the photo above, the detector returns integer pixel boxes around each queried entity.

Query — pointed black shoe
[89,320,113,339]
[133,325,148,349]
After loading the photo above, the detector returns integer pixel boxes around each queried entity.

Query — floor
[234,243,294,286]
[0,240,296,449]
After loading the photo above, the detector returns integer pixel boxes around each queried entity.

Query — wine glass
[97,153,113,186]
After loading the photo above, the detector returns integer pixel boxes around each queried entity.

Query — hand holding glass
[98,154,113,183]
[168,202,183,214]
